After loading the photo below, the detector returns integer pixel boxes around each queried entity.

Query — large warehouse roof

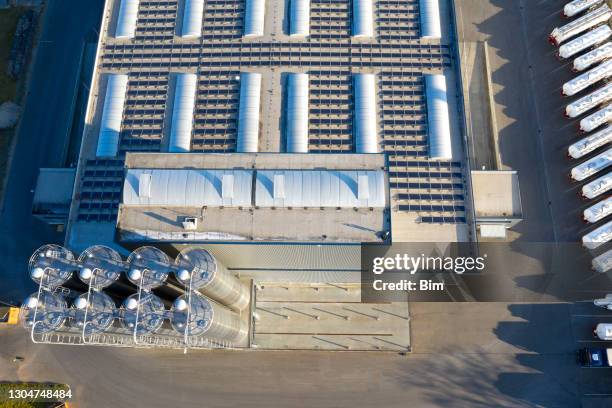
[115,0,139,39]
[168,73,198,153]
[123,169,253,207]
[255,170,386,208]
[96,74,128,157]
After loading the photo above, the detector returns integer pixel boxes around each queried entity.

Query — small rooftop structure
[32,168,76,225]
[471,170,523,238]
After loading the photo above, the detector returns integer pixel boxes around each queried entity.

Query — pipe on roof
[169,73,198,153]
[353,73,378,154]
[290,0,310,37]
[286,73,309,153]
[352,0,374,38]
[425,74,453,160]
[96,74,129,157]
[244,0,266,37]
[419,0,442,39]
[115,0,140,39]
[181,0,205,38]
[237,72,262,152]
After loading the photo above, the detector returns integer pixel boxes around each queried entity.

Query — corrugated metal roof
[255,170,386,208]
[353,74,378,153]
[169,73,198,153]
[425,74,453,160]
[123,169,253,207]
[236,72,262,152]
[290,0,310,37]
[115,0,140,39]
[352,0,374,38]
[181,0,205,38]
[244,0,266,37]
[96,74,128,157]
[286,73,309,153]
[419,0,442,39]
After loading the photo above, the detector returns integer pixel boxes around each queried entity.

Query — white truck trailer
[581,172,612,198]
[566,82,612,117]
[564,0,604,18]
[583,196,612,223]
[583,219,612,249]
[592,249,612,273]
[580,104,612,132]
[568,126,612,158]
[559,25,611,59]
[574,42,612,71]
[571,147,612,180]
[594,323,612,340]
[563,60,612,96]
[550,5,612,45]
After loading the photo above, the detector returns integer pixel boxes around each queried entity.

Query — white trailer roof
[290,0,310,37]
[255,170,386,208]
[419,0,442,39]
[286,73,309,153]
[571,147,612,180]
[244,0,266,37]
[580,104,612,132]
[568,126,612,158]
[559,25,611,59]
[123,169,253,207]
[551,4,611,45]
[236,72,262,152]
[563,59,612,96]
[582,172,612,199]
[115,0,140,39]
[181,0,205,38]
[425,74,453,160]
[592,248,612,273]
[564,0,603,18]
[169,73,198,153]
[352,0,374,38]
[96,74,129,157]
[566,82,612,118]
[583,219,612,249]
[353,73,378,153]
[584,196,612,223]
[574,42,612,71]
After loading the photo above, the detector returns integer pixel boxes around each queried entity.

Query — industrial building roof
[67,0,470,246]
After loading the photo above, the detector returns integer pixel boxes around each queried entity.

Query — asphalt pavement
[0,0,104,305]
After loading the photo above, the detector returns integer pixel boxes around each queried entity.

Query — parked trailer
[592,248,612,273]
[584,196,612,223]
[594,293,612,308]
[568,126,612,158]
[566,83,612,117]
[571,147,612,180]
[550,5,612,45]
[559,25,611,59]
[563,59,612,96]
[580,104,612,132]
[578,347,612,367]
[574,42,612,71]
[581,172,612,198]
[564,0,604,18]
[583,219,612,249]
[594,323,612,340]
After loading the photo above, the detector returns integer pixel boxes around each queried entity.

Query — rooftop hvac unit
[28,244,77,289]
[581,172,612,198]
[582,219,612,249]
[20,290,68,334]
[77,246,125,289]
[573,42,612,71]
[120,292,166,335]
[70,291,116,336]
[174,248,250,311]
[127,246,171,290]
[583,196,612,223]
[567,126,612,158]
[170,292,247,343]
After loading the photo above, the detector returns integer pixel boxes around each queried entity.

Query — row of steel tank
[21,244,250,347]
